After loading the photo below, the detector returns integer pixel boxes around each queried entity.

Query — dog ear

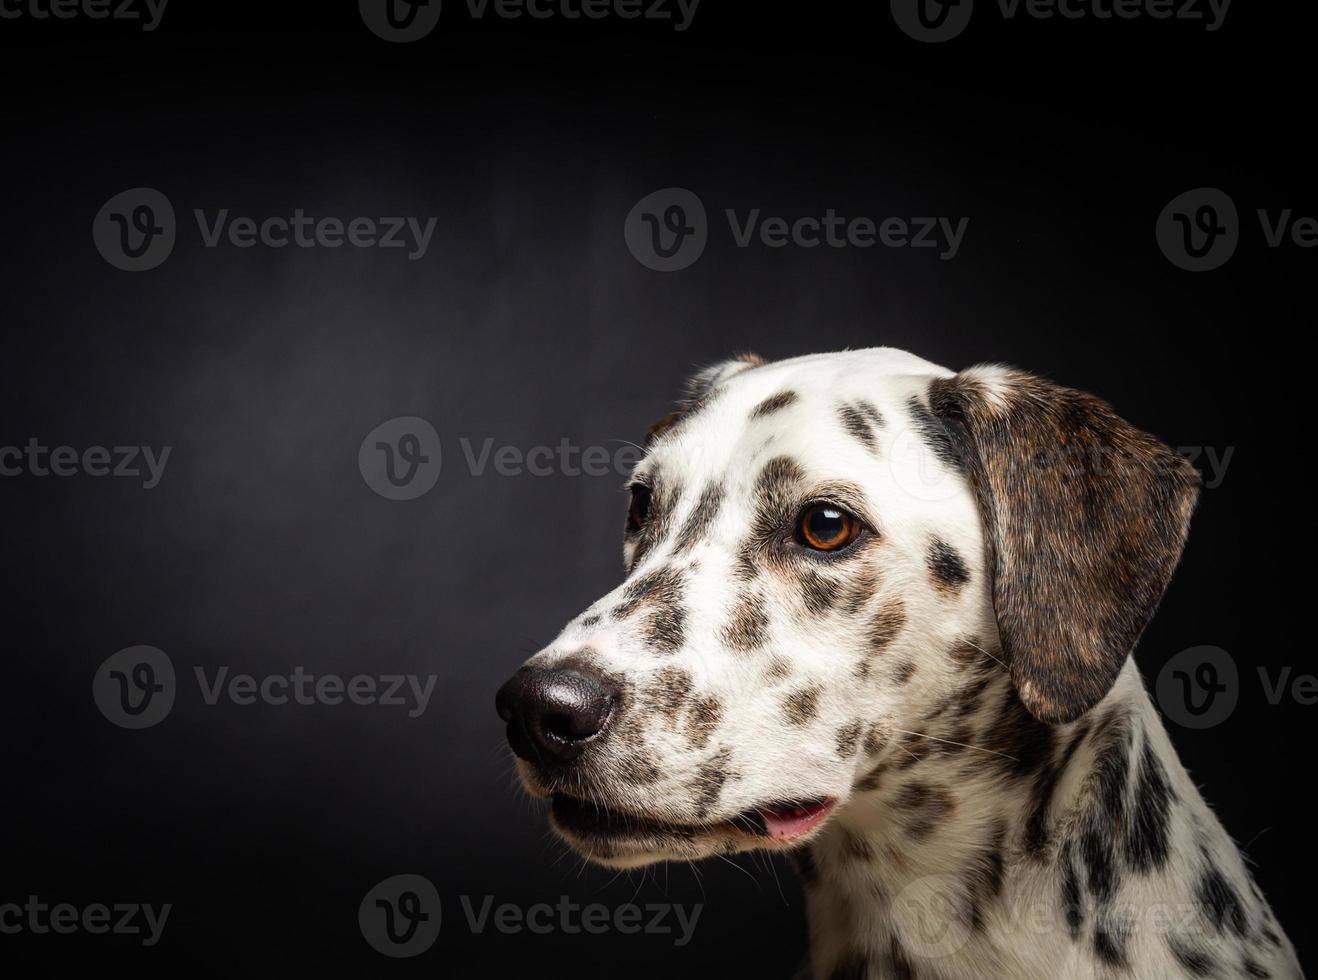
[645,353,767,444]
[928,367,1200,724]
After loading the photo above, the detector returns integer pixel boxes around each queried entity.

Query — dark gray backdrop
[1,1,1311,975]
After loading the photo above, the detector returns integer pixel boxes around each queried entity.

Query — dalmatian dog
[495,348,1302,980]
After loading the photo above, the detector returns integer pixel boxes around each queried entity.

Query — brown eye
[627,485,652,534]
[797,504,862,552]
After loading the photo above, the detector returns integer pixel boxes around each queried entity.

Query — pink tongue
[759,800,835,840]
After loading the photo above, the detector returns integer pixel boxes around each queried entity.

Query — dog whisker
[890,727,1018,762]
[961,636,1009,672]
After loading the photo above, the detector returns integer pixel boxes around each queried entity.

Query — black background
[1,0,1312,975]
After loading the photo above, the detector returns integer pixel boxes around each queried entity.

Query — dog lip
[549,793,835,844]
[753,797,837,840]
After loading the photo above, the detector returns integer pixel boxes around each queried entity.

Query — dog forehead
[645,348,955,479]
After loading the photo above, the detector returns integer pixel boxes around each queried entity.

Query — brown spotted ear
[645,353,766,446]
[928,367,1200,724]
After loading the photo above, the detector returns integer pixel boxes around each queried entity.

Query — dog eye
[627,485,652,534]
[797,504,862,552]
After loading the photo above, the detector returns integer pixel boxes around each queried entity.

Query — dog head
[496,348,1198,868]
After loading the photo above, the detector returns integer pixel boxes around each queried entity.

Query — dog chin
[545,791,839,868]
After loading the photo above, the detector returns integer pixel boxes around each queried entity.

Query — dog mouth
[550,794,837,848]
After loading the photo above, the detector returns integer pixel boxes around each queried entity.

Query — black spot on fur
[1080,813,1117,907]
[882,937,916,980]
[1075,712,1133,916]
[980,685,1058,781]
[782,685,821,726]
[1126,734,1175,873]
[1243,957,1271,979]
[862,724,886,757]
[648,667,694,720]
[615,751,662,785]
[838,402,880,453]
[927,538,970,594]
[842,569,880,614]
[691,747,735,818]
[684,696,723,750]
[966,819,1007,932]
[895,735,936,770]
[643,604,686,653]
[738,455,808,576]
[751,390,799,418]
[854,763,884,793]
[722,591,770,653]
[614,565,687,654]
[839,828,874,863]
[1168,933,1219,977]
[1092,909,1129,969]
[615,565,684,618]
[1197,863,1248,937]
[1093,719,1132,827]
[1061,841,1084,939]
[897,781,956,841]
[800,569,843,615]
[907,394,962,468]
[1025,720,1091,856]
[835,721,863,758]
[672,484,725,553]
[579,613,601,628]
[856,598,906,679]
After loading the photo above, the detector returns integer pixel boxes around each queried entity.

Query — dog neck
[795,661,1298,980]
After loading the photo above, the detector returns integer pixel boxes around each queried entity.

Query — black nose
[496,666,619,764]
